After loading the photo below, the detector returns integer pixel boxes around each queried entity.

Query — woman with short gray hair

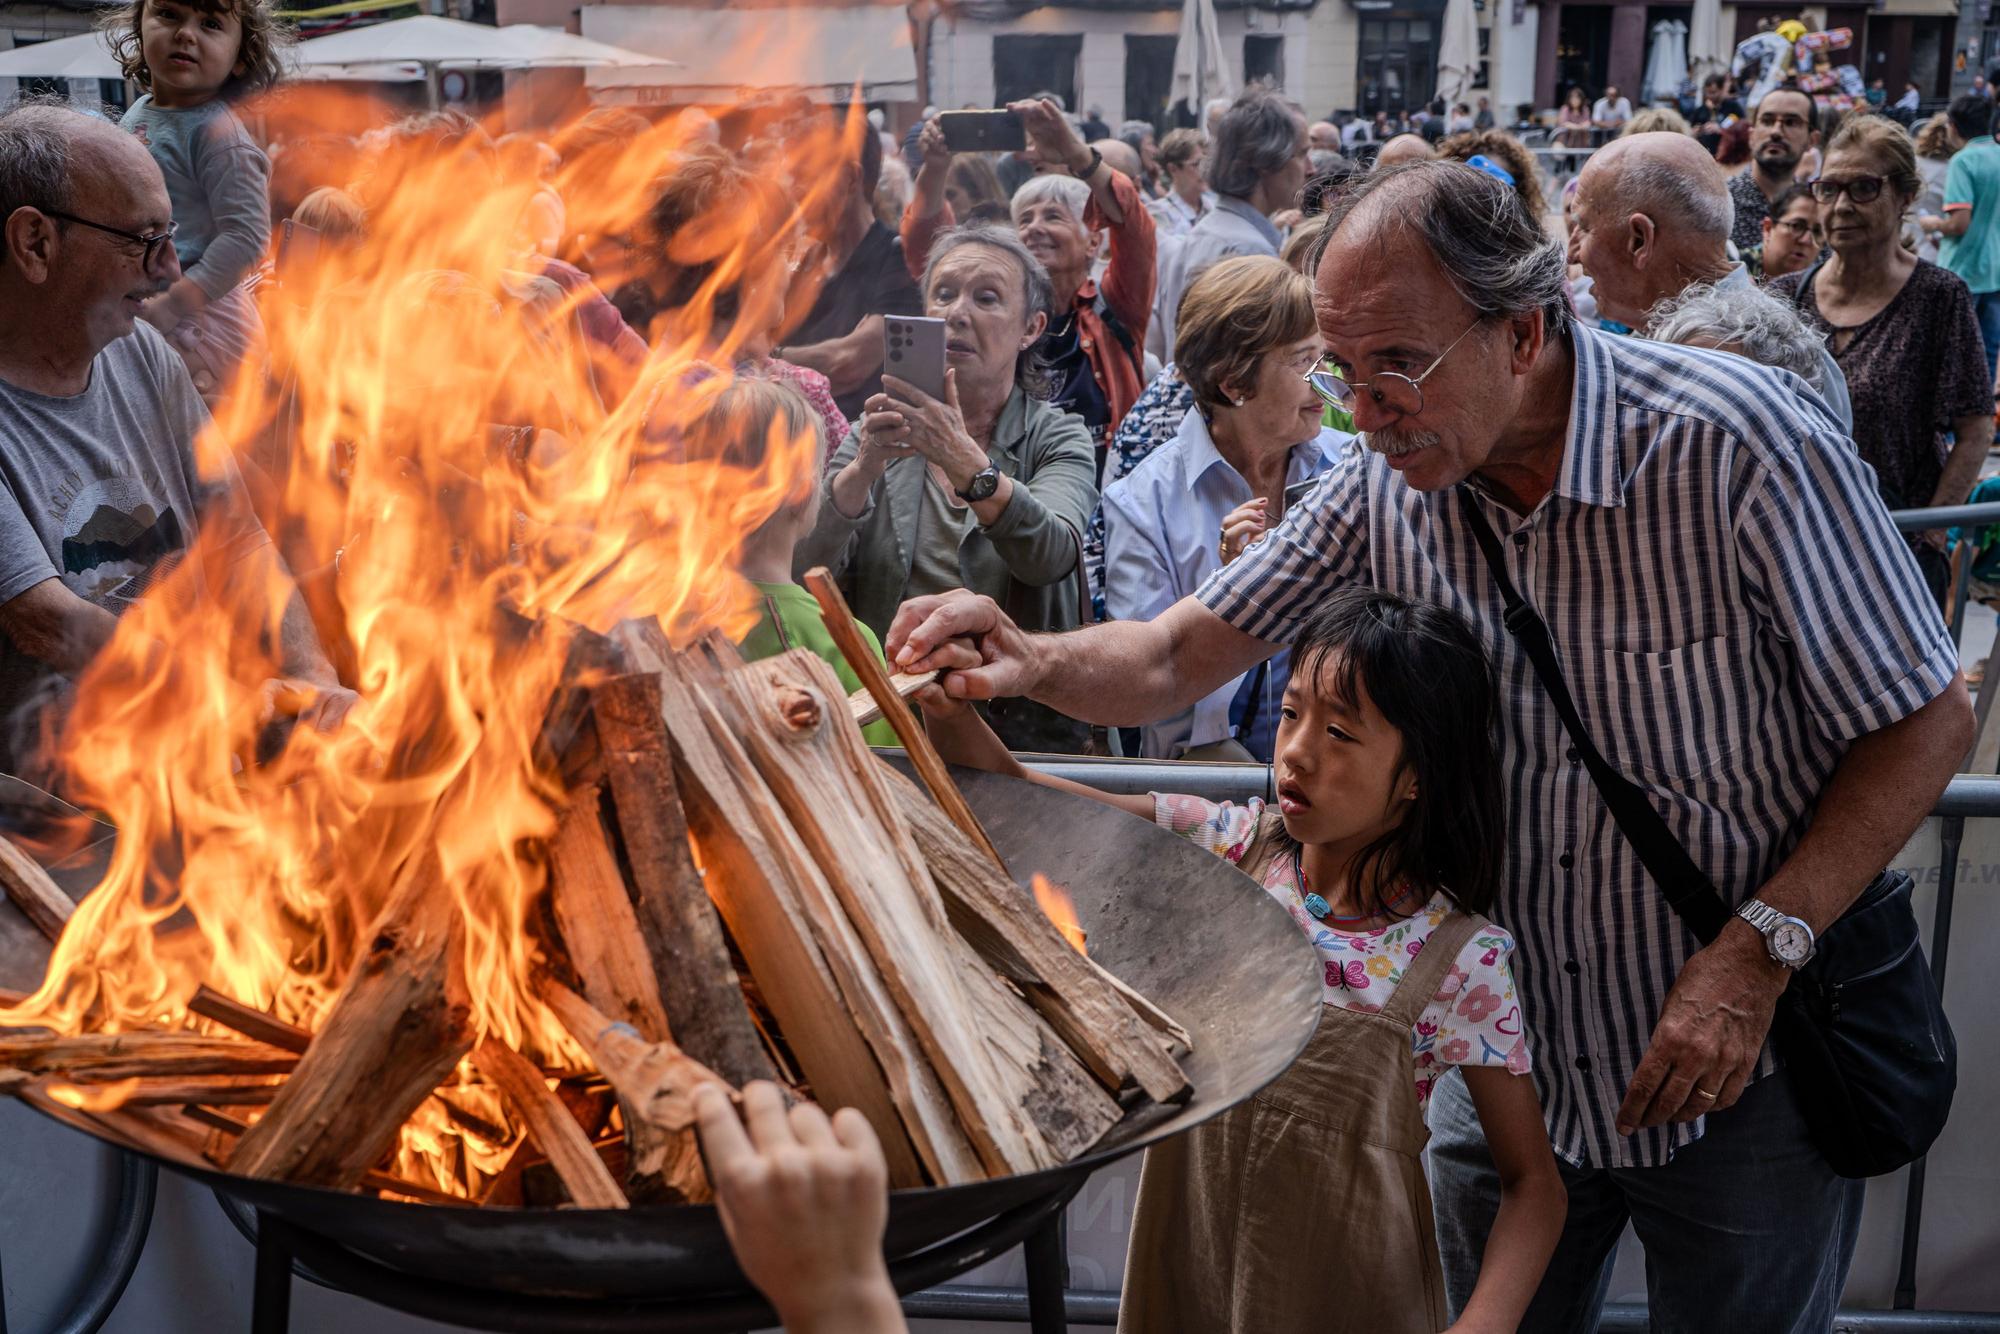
[1645,281,1826,388]
[801,221,1098,751]
[1154,88,1311,358]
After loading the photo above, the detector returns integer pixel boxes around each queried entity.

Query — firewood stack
[0,577,1193,1207]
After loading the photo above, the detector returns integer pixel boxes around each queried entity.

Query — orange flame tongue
[0,88,874,1196]
[1031,875,1088,957]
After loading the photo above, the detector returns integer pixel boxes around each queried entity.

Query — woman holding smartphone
[903,99,1156,467]
[799,221,1098,752]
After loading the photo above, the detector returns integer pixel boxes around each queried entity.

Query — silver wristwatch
[1735,898,1816,969]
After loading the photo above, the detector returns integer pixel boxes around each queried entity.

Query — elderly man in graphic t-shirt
[0,103,353,779]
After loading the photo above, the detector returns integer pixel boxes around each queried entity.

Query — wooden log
[590,673,778,1087]
[847,670,939,730]
[470,1038,627,1209]
[546,791,673,1044]
[188,986,312,1054]
[727,649,1097,1176]
[50,1075,288,1107]
[884,767,1192,1104]
[613,618,970,1188]
[0,1031,297,1077]
[229,849,473,1190]
[801,569,1005,868]
[538,977,715,1204]
[0,833,72,943]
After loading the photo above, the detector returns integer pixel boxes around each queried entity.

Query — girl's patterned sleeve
[1424,923,1531,1076]
[1151,793,1265,865]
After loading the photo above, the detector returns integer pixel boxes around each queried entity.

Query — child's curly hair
[106,0,292,101]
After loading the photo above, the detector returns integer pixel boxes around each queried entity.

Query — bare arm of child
[1447,1067,1567,1334]
[915,684,1154,819]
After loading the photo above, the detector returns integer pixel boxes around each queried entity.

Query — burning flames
[1031,876,1088,957]
[0,90,871,1194]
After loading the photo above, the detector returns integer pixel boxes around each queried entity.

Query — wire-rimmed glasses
[1305,317,1485,417]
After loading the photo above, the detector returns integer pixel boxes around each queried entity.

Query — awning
[0,31,123,80]
[579,4,917,106]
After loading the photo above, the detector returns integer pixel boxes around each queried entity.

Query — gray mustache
[1365,428,1440,458]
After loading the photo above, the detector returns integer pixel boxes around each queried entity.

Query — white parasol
[1171,0,1233,117]
[1434,0,1482,107]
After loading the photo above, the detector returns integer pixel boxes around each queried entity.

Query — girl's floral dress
[1158,793,1532,1107]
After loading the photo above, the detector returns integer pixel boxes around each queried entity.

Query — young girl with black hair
[920,584,1564,1334]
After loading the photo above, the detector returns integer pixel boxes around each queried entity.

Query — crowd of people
[0,0,1987,1325]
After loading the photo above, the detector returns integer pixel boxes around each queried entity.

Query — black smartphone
[937,109,1026,153]
[883,315,948,402]
[1284,476,1322,511]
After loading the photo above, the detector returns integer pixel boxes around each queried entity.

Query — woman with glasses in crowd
[1744,182,1822,280]
[1769,114,1992,599]
[1099,256,1352,760]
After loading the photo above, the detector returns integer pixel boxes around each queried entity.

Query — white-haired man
[1569,129,1852,429]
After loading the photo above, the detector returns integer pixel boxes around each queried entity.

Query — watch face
[966,469,999,501]
[1771,920,1813,964]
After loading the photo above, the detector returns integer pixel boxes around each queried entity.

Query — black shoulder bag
[1456,486,1955,1178]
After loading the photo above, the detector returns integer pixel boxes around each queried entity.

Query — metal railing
[1889,500,2000,647]
[899,760,2000,1331]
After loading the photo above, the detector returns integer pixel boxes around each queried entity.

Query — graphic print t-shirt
[0,323,262,768]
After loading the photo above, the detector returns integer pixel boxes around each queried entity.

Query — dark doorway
[1358,13,1439,115]
[1555,4,1614,104]
[1125,34,1178,126]
[994,34,1082,110]
[1245,34,1285,88]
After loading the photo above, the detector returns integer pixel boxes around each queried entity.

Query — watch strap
[955,465,999,503]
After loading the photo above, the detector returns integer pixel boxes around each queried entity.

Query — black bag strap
[1454,486,1733,943]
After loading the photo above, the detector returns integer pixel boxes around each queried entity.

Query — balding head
[1375,134,1437,168]
[1309,120,1340,152]
[0,101,177,379]
[1092,137,1142,182]
[1569,131,1735,327]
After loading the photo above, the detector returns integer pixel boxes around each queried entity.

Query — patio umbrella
[1171,0,1232,119]
[0,31,125,80]
[296,15,672,106]
[1687,0,1727,83]
[1434,0,1481,107]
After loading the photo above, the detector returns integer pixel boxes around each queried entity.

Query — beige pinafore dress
[1118,881,1482,1334]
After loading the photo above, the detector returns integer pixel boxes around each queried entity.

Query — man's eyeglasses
[1305,317,1484,417]
[43,210,178,268]
[1810,176,1886,205]
[1756,114,1810,131]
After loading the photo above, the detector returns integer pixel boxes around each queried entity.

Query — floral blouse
[1157,793,1532,1107]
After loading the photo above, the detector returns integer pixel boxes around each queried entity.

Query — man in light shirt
[1592,86,1633,131]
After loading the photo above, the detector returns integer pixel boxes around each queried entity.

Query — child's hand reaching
[694,1082,908,1334]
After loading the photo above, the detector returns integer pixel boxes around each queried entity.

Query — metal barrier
[898,760,2000,1331]
[1889,500,2000,647]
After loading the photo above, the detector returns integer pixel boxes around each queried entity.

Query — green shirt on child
[737,582,901,748]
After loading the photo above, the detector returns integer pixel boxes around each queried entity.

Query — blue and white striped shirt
[1196,326,1958,1167]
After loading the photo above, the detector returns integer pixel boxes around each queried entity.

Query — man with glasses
[1569,130,1851,428]
[1929,94,2000,375]
[1729,85,1819,252]
[0,103,354,781]
[887,159,1970,1330]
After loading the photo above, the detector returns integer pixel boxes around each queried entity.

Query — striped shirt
[1196,326,1958,1167]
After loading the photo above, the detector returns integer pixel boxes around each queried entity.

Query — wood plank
[590,673,777,1087]
[801,570,1005,867]
[182,1107,470,1205]
[885,767,1192,1103]
[470,1038,627,1209]
[188,986,312,1054]
[848,671,939,730]
[547,790,673,1044]
[0,833,72,943]
[538,977,714,1204]
[726,649,1093,1176]
[0,1031,297,1077]
[50,1075,288,1107]
[229,849,473,1190]
[613,617,971,1188]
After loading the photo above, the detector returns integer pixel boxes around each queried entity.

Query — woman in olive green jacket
[798,222,1098,751]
